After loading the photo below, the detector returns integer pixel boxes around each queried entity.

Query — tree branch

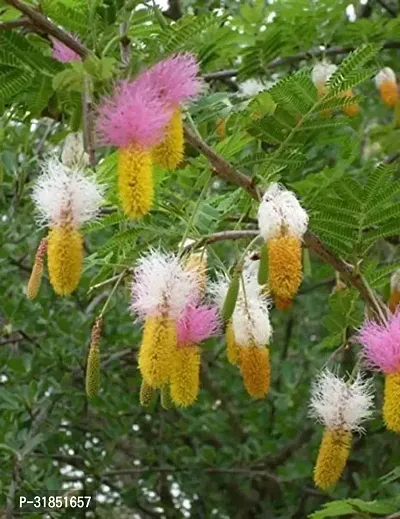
[184,124,387,322]
[3,0,89,58]
[0,18,32,30]
[377,0,397,17]
[203,41,400,81]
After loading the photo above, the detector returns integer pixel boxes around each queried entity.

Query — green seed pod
[258,242,269,286]
[221,272,240,322]
[85,345,100,398]
[140,380,155,407]
[160,385,174,410]
[303,247,312,278]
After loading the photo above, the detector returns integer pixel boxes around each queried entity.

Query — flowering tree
[1,0,400,518]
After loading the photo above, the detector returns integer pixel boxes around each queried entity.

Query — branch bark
[3,0,89,58]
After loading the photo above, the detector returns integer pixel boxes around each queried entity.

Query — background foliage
[1,0,400,517]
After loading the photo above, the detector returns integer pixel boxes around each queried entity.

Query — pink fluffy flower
[358,312,400,373]
[177,304,220,346]
[97,79,172,149]
[136,53,203,108]
[51,37,81,63]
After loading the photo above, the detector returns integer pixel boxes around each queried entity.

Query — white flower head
[311,61,338,88]
[210,269,272,347]
[32,157,104,228]
[131,250,199,320]
[257,183,308,241]
[375,67,396,87]
[238,79,267,98]
[391,270,400,292]
[232,296,272,347]
[309,370,374,432]
[61,132,89,169]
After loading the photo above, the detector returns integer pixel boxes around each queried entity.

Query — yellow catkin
[161,384,174,409]
[314,428,351,490]
[225,322,240,366]
[379,80,399,108]
[152,109,184,170]
[274,296,292,311]
[170,344,201,407]
[138,315,177,388]
[85,318,102,398]
[383,372,400,432]
[118,147,153,219]
[27,238,47,300]
[216,118,226,139]
[268,234,302,306]
[184,253,207,294]
[342,90,359,117]
[139,379,155,407]
[47,226,83,296]
[239,345,270,399]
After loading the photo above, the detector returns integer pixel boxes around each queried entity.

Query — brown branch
[203,41,400,80]
[3,0,89,58]
[184,124,387,322]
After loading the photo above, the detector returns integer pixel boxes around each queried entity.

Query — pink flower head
[358,312,400,374]
[177,304,220,346]
[51,37,81,63]
[97,79,172,149]
[137,53,203,108]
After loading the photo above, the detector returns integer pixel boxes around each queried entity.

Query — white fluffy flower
[375,67,396,87]
[309,370,374,432]
[311,61,338,88]
[257,183,308,241]
[61,132,89,169]
[131,250,198,320]
[210,270,272,347]
[238,79,268,98]
[32,157,104,228]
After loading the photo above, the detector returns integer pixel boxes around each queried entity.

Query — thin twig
[377,0,397,17]
[0,18,32,30]
[82,75,96,167]
[203,41,400,80]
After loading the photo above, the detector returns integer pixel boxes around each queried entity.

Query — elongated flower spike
[137,53,203,170]
[257,183,308,310]
[131,250,198,390]
[375,67,398,108]
[32,156,104,295]
[358,312,400,432]
[211,269,272,398]
[27,237,48,300]
[388,270,400,313]
[86,317,103,398]
[97,79,171,219]
[61,132,89,169]
[170,304,220,407]
[50,36,81,63]
[309,370,374,490]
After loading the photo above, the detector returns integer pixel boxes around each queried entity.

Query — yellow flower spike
[225,321,240,366]
[27,238,48,300]
[118,147,154,219]
[380,80,399,108]
[342,90,359,117]
[85,318,102,398]
[268,234,302,305]
[160,384,175,410]
[170,344,201,407]
[184,252,207,295]
[314,428,351,490]
[152,109,184,171]
[383,372,400,432]
[138,315,177,388]
[239,345,270,399]
[216,118,226,139]
[140,379,155,407]
[47,226,83,296]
